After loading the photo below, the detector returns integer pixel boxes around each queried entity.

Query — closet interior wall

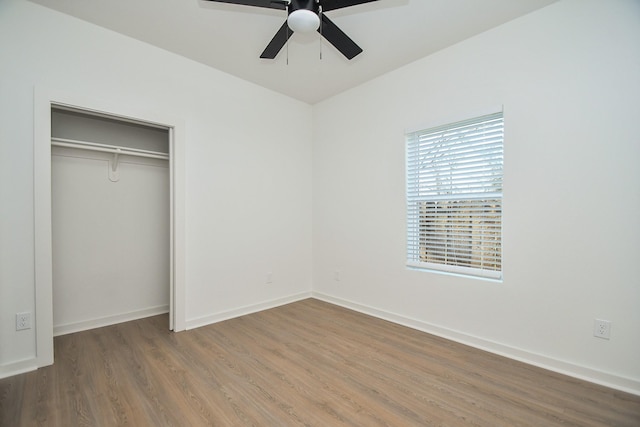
[51,108,170,336]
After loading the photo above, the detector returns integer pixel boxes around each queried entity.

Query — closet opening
[50,106,173,336]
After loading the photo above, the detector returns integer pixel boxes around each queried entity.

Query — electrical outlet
[266,272,273,284]
[334,271,340,281]
[593,319,611,340]
[16,312,31,331]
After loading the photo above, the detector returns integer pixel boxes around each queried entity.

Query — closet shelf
[51,137,169,160]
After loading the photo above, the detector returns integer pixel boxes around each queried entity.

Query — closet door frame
[34,88,186,368]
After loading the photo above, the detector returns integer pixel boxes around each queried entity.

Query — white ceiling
[28,0,558,104]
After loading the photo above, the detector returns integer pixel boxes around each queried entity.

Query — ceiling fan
[205,0,378,60]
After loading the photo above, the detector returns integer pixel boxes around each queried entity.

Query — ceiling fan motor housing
[289,0,319,15]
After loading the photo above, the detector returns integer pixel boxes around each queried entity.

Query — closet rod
[51,137,169,160]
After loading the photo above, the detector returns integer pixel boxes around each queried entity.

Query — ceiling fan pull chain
[319,3,323,60]
[286,2,290,65]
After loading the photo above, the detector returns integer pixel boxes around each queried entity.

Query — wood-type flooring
[1,299,639,426]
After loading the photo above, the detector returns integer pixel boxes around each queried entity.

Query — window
[406,111,503,279]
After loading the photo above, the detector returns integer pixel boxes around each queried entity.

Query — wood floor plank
[1,298,638,426]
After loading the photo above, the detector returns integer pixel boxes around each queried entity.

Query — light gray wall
[312,0,640,393]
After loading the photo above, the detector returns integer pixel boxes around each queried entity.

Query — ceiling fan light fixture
[287,9,320,33]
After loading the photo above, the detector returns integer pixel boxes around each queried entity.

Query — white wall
[0,0,312,375]
[52,147,170,335]
[52,109,170,153]
[312,0,640,393]
[51,110,170,335]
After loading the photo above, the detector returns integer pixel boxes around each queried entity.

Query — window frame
[405,110,504,280]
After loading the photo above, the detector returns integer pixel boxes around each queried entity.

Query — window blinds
[406,112,503,279]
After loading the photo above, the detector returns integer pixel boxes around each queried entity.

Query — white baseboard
[0,358,38,380]
[185,292,312,330]
[53,305,170,337]
[10,293,638,396]
[312,292,640,396]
